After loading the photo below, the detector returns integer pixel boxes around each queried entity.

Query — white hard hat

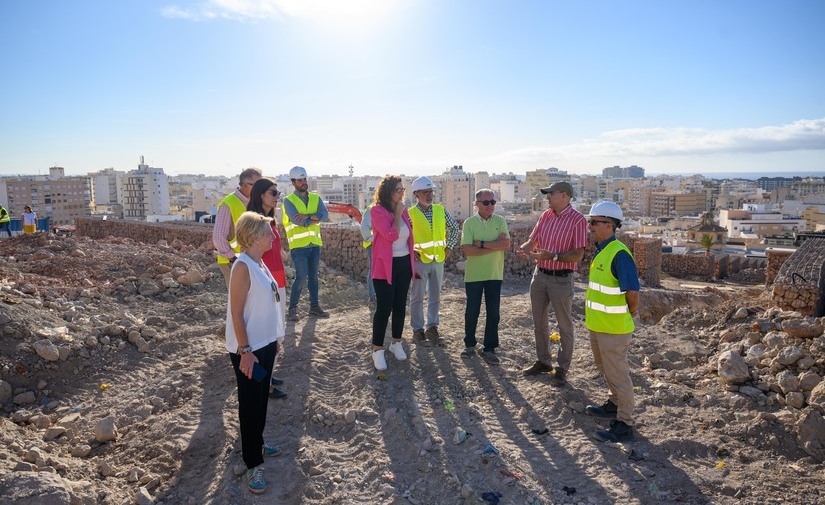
[589,201,624,221]
[289,166,308,179]
[411,176,434,192]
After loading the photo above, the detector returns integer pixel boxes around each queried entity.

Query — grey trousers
[409,258,444,332]
[529,269,575,371]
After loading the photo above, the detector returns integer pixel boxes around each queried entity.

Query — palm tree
[700,233,714,257]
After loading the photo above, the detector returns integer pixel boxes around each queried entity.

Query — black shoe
[594,420,634,443]
[269,387,288,399]
[270,376,284,386]
[480,349,500,365]
[586,399,618,418]
[522,361,553,376]
[550,367,566,387]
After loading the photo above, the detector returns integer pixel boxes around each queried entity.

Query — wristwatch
[552,252,559,261]
[238,345,252,355]
[479,241,485,249]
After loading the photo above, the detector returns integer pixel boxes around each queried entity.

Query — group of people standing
[0,204,38,237]
[215,169,641,495]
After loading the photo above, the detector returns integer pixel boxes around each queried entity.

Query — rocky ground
[0,232,824,505]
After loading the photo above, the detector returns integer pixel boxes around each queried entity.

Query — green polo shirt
[461,213,509,282]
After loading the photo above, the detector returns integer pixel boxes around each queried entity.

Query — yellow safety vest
[216,193,246,265]
[409,204,447,263]
[0,207,9,224]
[585,239,635,334]
[362,204,373,249]
[282,193,323,250]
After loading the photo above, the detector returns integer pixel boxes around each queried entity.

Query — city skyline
[2,0,824,178]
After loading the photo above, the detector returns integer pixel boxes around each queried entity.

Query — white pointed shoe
[388,341,407,361]
[372,349,387,371]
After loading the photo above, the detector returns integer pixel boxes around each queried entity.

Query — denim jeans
[0,222,10,238]
[366,245,376,301]
[464,280,502,351]
[289,245,320,309]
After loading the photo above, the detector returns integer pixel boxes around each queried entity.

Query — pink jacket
[370,205,415,284]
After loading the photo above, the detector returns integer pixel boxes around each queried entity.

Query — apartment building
[119,157,170,221]
[719,205,805,239]
[1,166,92,227]
[649,191,706,217]
[434,165,475,221]
[525,167,569,197]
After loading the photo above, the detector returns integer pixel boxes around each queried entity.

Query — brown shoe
[522,361,553,376]
[425,326,444,346]
[412,329,429,346]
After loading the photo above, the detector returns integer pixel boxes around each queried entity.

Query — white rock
[94,416,118,442]
[717,350,749,384]
[136,486,154,505]
[71,444,92,457]
[777,346,805,366]
[777,370,799,395]
[733,308,749,319]
[33,339,60,361]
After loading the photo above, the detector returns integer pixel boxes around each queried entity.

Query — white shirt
[392,221,411,257]
[224,253,285,353]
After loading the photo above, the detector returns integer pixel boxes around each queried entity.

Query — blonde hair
[234,211,273,251]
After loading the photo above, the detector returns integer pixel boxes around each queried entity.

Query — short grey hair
[239,167,263,186]
[475,188,495,200]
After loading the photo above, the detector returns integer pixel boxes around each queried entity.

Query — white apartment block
[119,157,170,221]
[1,166,92,227]
[434,166,475,222]
[719,206,805,239]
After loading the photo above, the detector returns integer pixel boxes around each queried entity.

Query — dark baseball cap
[540,181,574,197]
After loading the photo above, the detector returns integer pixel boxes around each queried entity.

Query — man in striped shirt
[517,181,587,385]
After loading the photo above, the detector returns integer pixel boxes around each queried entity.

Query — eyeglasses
[589,219,611,226]
[416,189,433,195]
[270,281,280,303]
[267,189,280,198]
[393,187,405,193]
[477,199,497,206]
[242,181,254,187]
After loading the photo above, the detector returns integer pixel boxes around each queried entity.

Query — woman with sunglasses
[247,178,288,399]
[225,211,286,494]
[369,175,415,371]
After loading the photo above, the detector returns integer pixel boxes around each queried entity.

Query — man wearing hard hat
[408,176,461,346]
[282,166,330,321]
[584,200,640,443]
[518,181,587,386]
[213,167,263,287]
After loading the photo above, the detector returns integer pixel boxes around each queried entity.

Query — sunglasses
[393,187,405,193]
[477,199,497,206]
[416,189,433,195]
[589,219,612,226]
[266,189,280,198]
[270,281,280,303]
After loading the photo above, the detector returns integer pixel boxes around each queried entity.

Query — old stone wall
[76,217,213,249]
[767,249,794,285]
[661,253,714,279]
[716,255,768,279]
[772,238,825,316]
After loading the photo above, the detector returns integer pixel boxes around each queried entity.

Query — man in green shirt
[460,189,510,365]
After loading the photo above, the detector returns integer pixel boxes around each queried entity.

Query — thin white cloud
[486,118,825,168]
[160,0,395,21]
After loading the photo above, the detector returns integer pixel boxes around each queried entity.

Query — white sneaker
[388,341,407,361]
[372,349,387,370]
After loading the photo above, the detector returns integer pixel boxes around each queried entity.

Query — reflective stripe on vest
[409,204,447,264]
[282,193,323,249]
[216,193,247,265]
[585,239,635,334]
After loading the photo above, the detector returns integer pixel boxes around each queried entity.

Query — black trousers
[372,255,412,346]
[229,341,277,469]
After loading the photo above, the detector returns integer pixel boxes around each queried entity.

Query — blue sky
[2,0,824,178]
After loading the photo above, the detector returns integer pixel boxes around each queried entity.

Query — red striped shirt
[528,205,588,271]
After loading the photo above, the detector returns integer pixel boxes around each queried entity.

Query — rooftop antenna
[349,164,354,177]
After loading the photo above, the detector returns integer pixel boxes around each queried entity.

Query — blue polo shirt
[594,236,640,292]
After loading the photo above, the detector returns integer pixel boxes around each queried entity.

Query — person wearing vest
[407,176,460,347]
[359,203,376,306]
[0,204,11,238]
[213,168,262,288]
[282,166,330,321]
[517,181,587,386]
[584,201,640,444]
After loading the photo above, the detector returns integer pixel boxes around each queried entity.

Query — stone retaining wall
[767,249,794,285]
[661,253,714,279]
[772,238,825,316]
[76,217,213,249]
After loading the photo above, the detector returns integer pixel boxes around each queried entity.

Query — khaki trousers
[219,263,231,289]
[589,330,634,426]
[530,270,575,371]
